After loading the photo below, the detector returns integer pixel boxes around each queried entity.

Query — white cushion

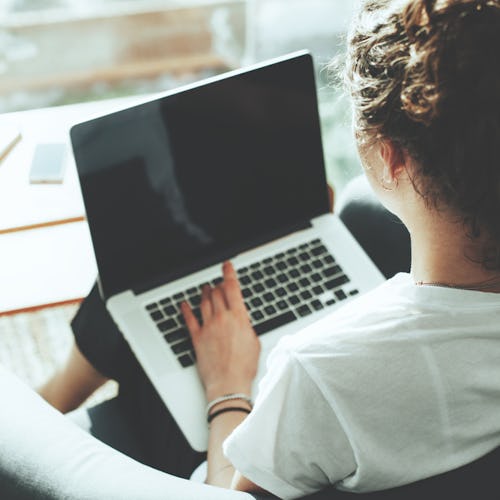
[0,365,253,500]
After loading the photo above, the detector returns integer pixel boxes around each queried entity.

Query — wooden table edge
[0,216,86,235]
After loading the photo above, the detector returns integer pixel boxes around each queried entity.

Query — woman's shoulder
[273,273,416,352]
[271,271,500,369]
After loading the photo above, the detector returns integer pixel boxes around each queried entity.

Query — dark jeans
[73,176,411,478]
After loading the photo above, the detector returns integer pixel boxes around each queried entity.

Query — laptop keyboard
[145,239,358,368]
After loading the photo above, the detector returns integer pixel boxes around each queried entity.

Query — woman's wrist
[207,403,252,424]
[206,393,252,413]
[205,382,253,403]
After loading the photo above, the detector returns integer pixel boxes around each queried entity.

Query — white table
[0,95,155,314]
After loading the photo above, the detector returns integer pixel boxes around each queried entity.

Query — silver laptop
[70,51,384,451]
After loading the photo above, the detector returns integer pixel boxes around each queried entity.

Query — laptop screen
[71,52,329,299]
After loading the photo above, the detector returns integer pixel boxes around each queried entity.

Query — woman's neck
[408,210,500,292]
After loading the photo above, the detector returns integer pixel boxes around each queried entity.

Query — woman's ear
[379,140,407,183]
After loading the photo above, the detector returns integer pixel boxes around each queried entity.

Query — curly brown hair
[344,0,500,270]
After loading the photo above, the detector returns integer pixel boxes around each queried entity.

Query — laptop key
[163,305,176,316]
[159,297,172,305]
[240,275,251,286]
[251,297,263,307]
[251,310,264,322]
[350,289,360,296]
[277,300,288,311]
[265,278,277,288]
[178,353,194,368]
[263,266,275,276]
[323,255,336,265]
[276,261,287,271]
[253,283,265,293]
[277,274,289,284]
[300,264,312,274]
[254,310,297,336]
[251,271,264,281]
[323,265,342,278]
[311,300,324,311]
[264,305,277,316]
[312,285,324,295]
[173,292,184,301]
[311,245,328,256]
[287,256,299,266]
[187,287,197,295]
[311,273,322,283]
[189,295,201,307]
[275,287,287,297]
[312,259,323,269]
[289,269,300,279]
[299,243,308,250]
[212,277,223,286]
[172,339,193,355]
[242,288,253,298]
[150,310,163,322]
[297,304,312,317]
[288,295,300,305]
[324,275,350,290]
[335,290,348,301]
[165,328,188,344]
[192,308,202,322]
[146,303,158,311]
[299,278,311,288]
[299,252,310,261]
[263,292,275,303]
[300,290,312,301]
[287,282,299,293]
[157,318,177,332]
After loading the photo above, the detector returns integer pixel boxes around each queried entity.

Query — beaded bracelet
[205,393,253,418]
[207,406,251,424]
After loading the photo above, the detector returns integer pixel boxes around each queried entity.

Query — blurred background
[0,0,361,191]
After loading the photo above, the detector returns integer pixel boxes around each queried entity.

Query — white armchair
[0,365,254,500]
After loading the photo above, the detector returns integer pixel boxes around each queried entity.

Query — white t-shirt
[223,273,500,499]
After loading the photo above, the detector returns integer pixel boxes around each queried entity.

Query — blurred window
[1,0,360,194]
[0,1,244,113]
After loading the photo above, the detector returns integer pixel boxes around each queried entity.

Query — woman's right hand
[181,261,261,401]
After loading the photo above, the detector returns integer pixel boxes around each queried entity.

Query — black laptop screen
[71,53,329,299]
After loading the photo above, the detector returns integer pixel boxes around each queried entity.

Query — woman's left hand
[181,261,261,401]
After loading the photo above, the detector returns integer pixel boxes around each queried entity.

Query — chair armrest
[0,365,253,500]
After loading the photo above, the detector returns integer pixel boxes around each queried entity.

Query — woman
[40,0,500,497]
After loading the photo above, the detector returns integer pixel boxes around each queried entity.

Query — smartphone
[0,124,22,162]
[29,143,67,184]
